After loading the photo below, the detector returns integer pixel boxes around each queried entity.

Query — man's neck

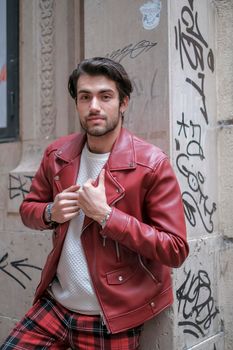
[87,126,122,154]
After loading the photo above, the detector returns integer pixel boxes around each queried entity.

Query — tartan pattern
[0,295,142,350]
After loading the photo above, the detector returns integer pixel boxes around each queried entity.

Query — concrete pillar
[215,1,233,350]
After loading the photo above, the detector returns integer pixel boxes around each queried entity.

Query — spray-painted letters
[174,0,216,233]
[177,269,219,338]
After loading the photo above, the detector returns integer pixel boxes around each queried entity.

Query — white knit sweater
[51,144,109,314]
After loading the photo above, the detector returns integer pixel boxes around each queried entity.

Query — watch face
[46,203,52,222]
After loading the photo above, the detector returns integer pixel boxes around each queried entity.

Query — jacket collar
[55,133,87,162]
[55,127,136,171]
[107,128,136,171]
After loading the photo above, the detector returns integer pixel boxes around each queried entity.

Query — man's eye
[79,95,90,101]
[102,95,111,101]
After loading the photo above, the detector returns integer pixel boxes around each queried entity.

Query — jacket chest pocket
[106,265,138,285]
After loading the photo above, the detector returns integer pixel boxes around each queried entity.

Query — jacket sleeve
[101,157,189,268]
[19,148,54,230]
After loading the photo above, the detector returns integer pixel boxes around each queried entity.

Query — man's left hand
[77,169,111,224]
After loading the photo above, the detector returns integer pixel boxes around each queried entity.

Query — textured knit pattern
[51,144,109,314]
[0,294,142,349]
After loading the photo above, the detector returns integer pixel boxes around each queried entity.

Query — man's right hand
[50,185,80,224]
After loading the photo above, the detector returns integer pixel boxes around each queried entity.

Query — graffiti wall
[172,0,217,237]
[171,1,222,349]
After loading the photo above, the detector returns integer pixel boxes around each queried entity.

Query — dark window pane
[0,0,19,142]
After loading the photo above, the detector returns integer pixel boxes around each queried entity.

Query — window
[0,0,19,142]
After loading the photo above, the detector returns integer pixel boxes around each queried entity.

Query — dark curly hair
[68,57,133,105]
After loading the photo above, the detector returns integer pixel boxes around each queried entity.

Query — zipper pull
[103,236,107,247]
[100,312,111,334]
[115,241,120,261]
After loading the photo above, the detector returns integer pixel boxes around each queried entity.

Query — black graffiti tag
[177,270,219,338]
[9,173,34,200]
[106,40,157,63]
[176,116,216,232]
[186,73,208,125]
[174,1,214,73]
[176,153,216,233]
[174,0,215,126]
[0,252,42,289]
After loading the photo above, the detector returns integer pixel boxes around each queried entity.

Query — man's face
[76,74,128,137]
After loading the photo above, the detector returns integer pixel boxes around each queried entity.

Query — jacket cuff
[100,207,129,241]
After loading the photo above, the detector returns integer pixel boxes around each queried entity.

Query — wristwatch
[100,209,112,228]
[44,202,54,224]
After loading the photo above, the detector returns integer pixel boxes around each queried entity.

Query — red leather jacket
[20,127,189,334]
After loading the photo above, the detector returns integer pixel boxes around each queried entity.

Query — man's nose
[90,97,100,111]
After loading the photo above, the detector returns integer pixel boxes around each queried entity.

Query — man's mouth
[87,115,105,121]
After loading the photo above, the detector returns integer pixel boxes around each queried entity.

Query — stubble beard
[80,112,122,137]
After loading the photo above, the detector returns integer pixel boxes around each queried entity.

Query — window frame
[0,0,19,143]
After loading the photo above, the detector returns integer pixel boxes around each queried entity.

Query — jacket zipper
[101,192,125,252]
[115,241,120,261]
[81,220,93,234]
[138,254,158,283]
[81,219,112,333]
[103,236,107,246]
[100,312,111,333]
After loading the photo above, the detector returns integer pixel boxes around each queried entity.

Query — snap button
[150,302,155,307]
[116,188,120,193]
[57,150,62,155]
[54,175,59,181]
[118,275,123,282]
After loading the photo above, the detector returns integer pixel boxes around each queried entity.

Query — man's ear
[120,96,129,114]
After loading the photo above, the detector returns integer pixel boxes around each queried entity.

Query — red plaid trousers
[0,294,142,350]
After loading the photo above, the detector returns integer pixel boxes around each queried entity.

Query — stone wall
[0,1,233,349]
[0,0,80,338]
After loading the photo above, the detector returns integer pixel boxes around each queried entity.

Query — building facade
[0,1,233,349]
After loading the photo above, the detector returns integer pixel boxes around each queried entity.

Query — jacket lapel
[107,128,136,171]
[53,133,86,193]
[103,128,137,206]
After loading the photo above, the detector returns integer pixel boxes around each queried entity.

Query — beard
[80,112,122,137]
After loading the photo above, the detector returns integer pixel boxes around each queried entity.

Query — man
[1,57,189,349]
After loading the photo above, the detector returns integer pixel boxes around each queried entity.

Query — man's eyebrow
[77,88,115,94]
[77,89,91,94]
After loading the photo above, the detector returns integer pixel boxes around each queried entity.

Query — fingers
[81,169,105,191]
[61,204,79,213]
[52,201,80,224]
[56,185,80,202]
[56,192,79,202]
[63,184,80,193]
[55,209,80,224]
[52,185,81,224]
[98,169,105,188]
[82,178,94,187]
